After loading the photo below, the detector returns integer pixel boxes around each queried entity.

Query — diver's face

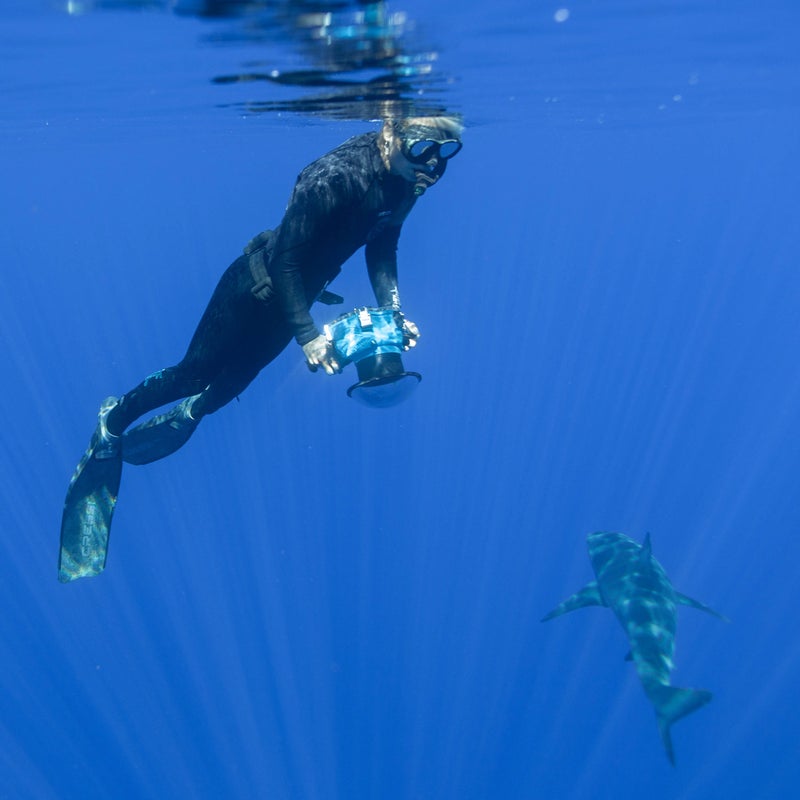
[388,126,462,189]
[389,143,427,183]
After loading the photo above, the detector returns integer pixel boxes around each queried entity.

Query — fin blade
[59,447,122,582]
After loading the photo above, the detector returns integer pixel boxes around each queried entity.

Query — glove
[302,334,340,375]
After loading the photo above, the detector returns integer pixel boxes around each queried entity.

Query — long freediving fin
[59,398,123,582]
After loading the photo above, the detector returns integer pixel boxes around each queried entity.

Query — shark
[542,531,726,765]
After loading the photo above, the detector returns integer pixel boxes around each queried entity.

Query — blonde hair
[385,115,464,140]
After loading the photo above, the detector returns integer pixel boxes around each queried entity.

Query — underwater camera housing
[324,307,421,408]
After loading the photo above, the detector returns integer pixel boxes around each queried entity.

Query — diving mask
[401,137,462,164]
[399,123,462,164]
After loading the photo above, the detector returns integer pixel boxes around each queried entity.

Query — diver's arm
[271,236,318,346]
[273,161,361,373]
[275,235,341,371]
[365,224,419,349]
[270,193,322,347]
[365,224,401,309]
[273,224,342,371]
[272,168,351,347]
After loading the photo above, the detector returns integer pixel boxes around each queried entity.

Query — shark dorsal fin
[541,581,604,622]
[637,532,653,567]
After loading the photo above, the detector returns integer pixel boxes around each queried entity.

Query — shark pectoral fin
[675,591,730,622]
[541,581,603,622]
[651,685,713,766]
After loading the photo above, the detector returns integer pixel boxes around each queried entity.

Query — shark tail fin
[650,685,712,766]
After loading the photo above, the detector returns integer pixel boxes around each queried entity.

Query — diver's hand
[302,335,340,375]
[400,318,420,350]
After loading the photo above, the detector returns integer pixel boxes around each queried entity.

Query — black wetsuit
[107,132,417,434]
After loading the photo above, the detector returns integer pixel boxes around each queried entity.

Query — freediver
[59,116,463,581]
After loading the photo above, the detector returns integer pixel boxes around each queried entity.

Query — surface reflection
[64,1,457,121]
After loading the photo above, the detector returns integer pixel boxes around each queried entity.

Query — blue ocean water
[1,1,799,797]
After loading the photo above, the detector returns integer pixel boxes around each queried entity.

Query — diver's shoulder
[323,132,380,169]
[296,132,380,192]
[333,130,379,151]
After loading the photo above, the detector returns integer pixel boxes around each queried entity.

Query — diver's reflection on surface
[64,0,453,120]
[208,1,449,120]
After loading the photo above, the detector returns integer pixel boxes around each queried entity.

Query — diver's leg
[60,255,265,577]
[122,320,291,465]
[120,388,204,466]
[189,268,294,417]
[191,317,294,417]
[119,256,292,463]
[105,254,256,436]
[192,357,273,419]
[106,367,207,435]
[60,334,213,575]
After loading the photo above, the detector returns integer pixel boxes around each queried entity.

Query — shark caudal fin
[649,685,712,766]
